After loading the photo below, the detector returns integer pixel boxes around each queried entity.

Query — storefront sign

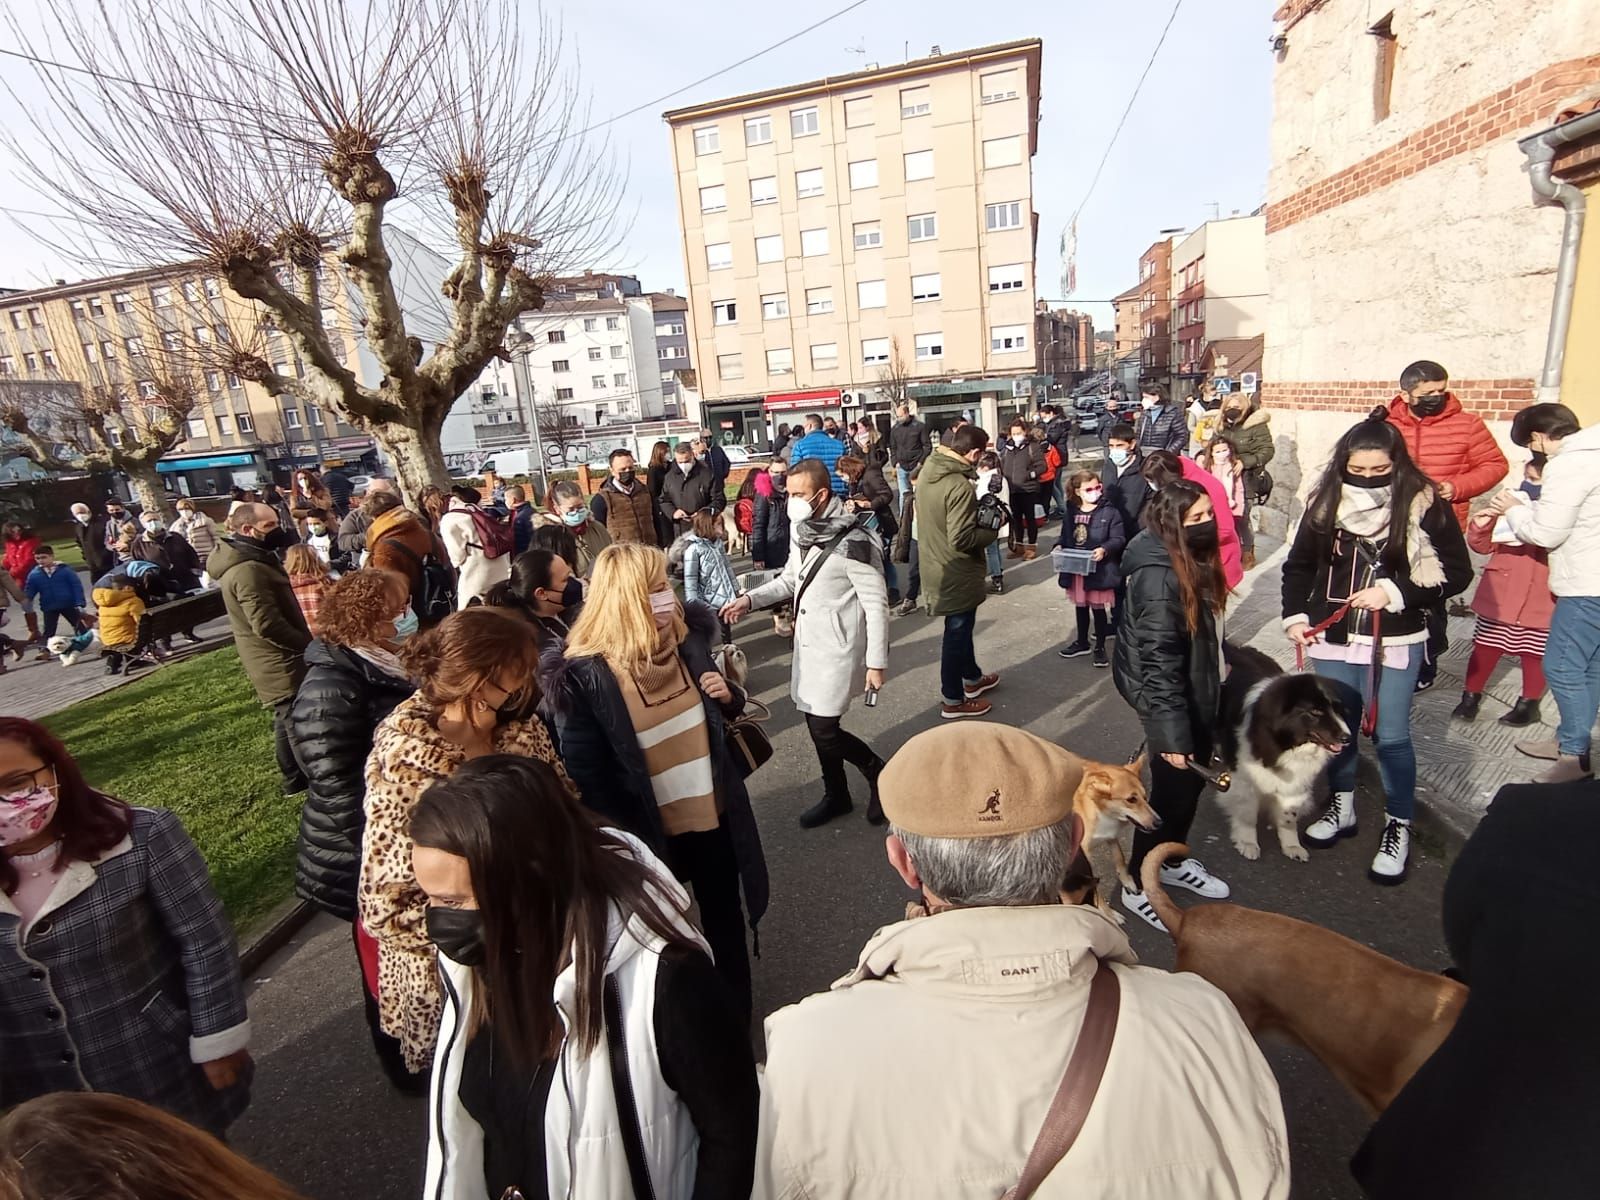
[909,375,1047,398]
[763,387,843,412]
[156,453,257,473]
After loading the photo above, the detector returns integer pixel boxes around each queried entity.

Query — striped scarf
[611,637,717,836]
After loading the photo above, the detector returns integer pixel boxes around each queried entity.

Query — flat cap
[879,722,1082,838]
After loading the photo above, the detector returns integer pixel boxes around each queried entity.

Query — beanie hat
[879,722,1083,839]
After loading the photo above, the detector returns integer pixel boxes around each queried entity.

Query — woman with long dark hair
[417,756,758,1200]
[1283,416,1471,884]
[1112,480,1232,929]
[483,548,584,643]
[0,719,250,1135]
[647,440,674,548]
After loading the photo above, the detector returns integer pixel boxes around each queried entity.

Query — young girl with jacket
[1112,480,1233,929]
[1199,438,1247,525]
[417,757,758,1200]
[1056,471,1126,668]
[974,451,1010,594]
[1282,417,1472,884]
[682,509,740,621]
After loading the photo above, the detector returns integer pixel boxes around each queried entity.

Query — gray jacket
[0,807,250,1134]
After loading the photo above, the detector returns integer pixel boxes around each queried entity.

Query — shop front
[155,451,267,498]
[701,398,772,451]
[763,387,845,444]
[907,375,1050,441]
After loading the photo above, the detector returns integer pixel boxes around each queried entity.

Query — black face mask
[1341,471,1393,489]
[495,687,538,726]
[560,578,584,610]
[425,906,485,967]
[1410,393,1447,418]
[617,467,635,484]
[1183,520,1219,552]
[263,526,296,552]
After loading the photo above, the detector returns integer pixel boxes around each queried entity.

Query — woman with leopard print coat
[358,607,575,1075]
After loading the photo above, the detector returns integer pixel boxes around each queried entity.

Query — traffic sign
[1241,372,1259,394]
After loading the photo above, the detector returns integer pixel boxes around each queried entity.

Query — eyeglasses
[0,764,56,795]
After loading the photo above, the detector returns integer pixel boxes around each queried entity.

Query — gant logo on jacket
[978,790,1003,821]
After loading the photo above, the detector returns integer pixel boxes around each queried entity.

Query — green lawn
[43,647,300,934]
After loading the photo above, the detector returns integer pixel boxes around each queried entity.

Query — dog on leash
[1142,842,1466,1114]
[721,508,748,557]
[45,628,99,667]
[1064,752,1159,925]
[1215,643,1350,861]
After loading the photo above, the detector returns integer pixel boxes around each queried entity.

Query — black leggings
[805,712,881,802]
[1075,605,1112,649]
[1129,747,1210,880]
[669,825,751,1022]
[1015,490,1041,545]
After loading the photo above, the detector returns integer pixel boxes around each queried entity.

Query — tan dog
[1066,753,1158,926]
[1141,842,1467,1114]
[721,507,748,557]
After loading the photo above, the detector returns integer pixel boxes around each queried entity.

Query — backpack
[1252,467,1274,506]
[465,505,515,560]
[735,496,755,535]
[1041,444,1063,483]
[384,539,457,626]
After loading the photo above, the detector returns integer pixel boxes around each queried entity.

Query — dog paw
[1232,837,1261,861]
[1283,844,1310,863]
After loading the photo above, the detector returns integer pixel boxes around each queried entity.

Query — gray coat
[0,807,250,1134]
[746,501,889,717]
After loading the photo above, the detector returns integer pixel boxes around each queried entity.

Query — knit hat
[879,722,1083,838]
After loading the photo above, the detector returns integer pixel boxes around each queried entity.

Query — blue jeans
[985,541,1003,577]
[880,533,899,596]
[896,466,913,507]
[941,609,982,705]
[1313,642,1424,820]
[1545,596,1600,755]
[1050,473,1066,518]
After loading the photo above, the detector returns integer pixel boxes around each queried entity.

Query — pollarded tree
[5,0,622,501]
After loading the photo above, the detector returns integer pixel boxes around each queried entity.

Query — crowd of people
[3,364,1598,1199]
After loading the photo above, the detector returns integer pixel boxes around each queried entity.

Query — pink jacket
[1466,517,1554,631]
[1180,457,1244,589]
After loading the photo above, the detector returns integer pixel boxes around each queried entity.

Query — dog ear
[1130,753,1148,776]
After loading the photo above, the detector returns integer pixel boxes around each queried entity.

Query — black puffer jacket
[888,416,931,470]
[1001,438,1048,495]
[289,639,415,920]
[1112,532,1221,757]
[750,490,791,570]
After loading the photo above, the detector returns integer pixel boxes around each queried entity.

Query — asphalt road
[232,543,1457,1200]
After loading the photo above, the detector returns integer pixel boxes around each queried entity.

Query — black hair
[1140,380,1168,403]
[483,549,561,617]
[1399,360,1448,392]
[33,544,54,556]
[1141,481,1226,631]
[1141,450,1183,489]
[607,448,633,464]
[450,484,481,506]
[1303,415,1432,578]
[1509,402,1580,447]
[947,425,990,456]
[1107,422,1137,443]
[530,523,579,571]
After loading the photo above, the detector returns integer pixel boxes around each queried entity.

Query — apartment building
[1168,213,1267,394]
[1035,304,1094,389]
[650,291,692,417]
[665,39,1046,446]
[1136,237,1173,382]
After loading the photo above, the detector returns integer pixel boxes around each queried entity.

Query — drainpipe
[1519,110,1600,400]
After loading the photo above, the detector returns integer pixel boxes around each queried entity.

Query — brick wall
[1262,378,1536,418]
[1267,53,1600,233]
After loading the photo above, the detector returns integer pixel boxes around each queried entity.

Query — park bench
[125,589,227,669]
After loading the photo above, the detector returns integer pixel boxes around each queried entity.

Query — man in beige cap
[753,722,1289,1199]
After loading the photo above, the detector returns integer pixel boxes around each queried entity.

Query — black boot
[863,757,887,826]
[988,574,1004,594]
[1499,697,1542,727]
[799,792,853,829]
[1451,691,1481,721]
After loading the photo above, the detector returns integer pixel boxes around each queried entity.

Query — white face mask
[677,460,693,474]
[786,495,817,524]
[1141,397,1157,410]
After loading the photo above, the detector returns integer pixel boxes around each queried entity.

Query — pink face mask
[0,783,59,847]
[649,588,678,630]
[1081,489,1103,504]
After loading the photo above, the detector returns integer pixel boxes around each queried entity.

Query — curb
[240,897,317,977]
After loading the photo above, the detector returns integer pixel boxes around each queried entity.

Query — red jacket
[1179,457,1244,589]
[3,534,40,587]
[1385,394,1508,528]
[1466,516,1554,631]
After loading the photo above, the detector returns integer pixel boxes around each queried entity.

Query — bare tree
[5,0,622,501]
[531,391,580,470]
[877,336,913,410]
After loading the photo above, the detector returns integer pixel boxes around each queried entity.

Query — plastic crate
[1050,547,1097,575]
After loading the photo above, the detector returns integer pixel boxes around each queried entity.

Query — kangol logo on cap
[977,789,1002,822]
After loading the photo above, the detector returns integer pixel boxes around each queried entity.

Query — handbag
[724,696,774,778]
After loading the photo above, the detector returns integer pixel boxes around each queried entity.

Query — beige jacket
[755,904,1289,1200]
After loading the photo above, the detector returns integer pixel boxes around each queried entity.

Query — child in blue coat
[25,545,87,659]
[1057,471,1127,667]
[682,509,740,638]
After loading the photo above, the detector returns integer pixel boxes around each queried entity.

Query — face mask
[769,473,785,488]
[1521,483,1543,502]
[1109,448,1130,467]
[787,495,818,524]
[309,523,326,536]
[143,520,165,534]
[855,433,871,447]
[617,468,635,484]
[1223,407,1245,425]
[560,577,584,609]
[73,512,90,525]
[678,461,693,474]
[1183,520,1219,552]
[1212,451,1231,466]
[1141,397,1157,411]
[649,587,678,630]
[560,508,587,528]
[1410,393,1447,418]
[425,906,485,968]
[177,509,194,519]
[393,609,420,641]
[0,783,59,847]
[1341,471,1393,490]
[1081,489,1103,504]
[264,526,295,551]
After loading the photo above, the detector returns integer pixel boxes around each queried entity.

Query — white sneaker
[1158,857,1231,899]
[1304,791,1358,848]
[1120,887,1168,932]
[1368,817,1411,885]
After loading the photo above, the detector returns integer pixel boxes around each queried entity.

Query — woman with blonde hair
[359,606,573,1075]
[542,543,767,1018]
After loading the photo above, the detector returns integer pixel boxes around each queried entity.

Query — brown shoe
[1516,738,1561,761]
[964,672,1000,699]
[941,697,993,719]
[1006,544,1024,559]
[1021,545,1038,561]
[1241,550,1257,571]
[1535,753,1593,784]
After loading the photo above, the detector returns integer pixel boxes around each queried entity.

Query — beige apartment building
[664,39,1046,447]
[1168,213,1267,394]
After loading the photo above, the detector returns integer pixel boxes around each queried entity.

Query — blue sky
[0,0,1273,331]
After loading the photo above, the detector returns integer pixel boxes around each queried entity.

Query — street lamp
[506,330,549,487]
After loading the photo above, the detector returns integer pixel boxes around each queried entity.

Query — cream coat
[438,503,511,607]
[754,904,1289,1200]
[1502,421,1600,597]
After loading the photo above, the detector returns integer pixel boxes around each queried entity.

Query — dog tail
[1140,843,1190,937]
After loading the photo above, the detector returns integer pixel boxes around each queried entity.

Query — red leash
[1295,603,1381,738]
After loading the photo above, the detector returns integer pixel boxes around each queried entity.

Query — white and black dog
[1215,643,1351,862]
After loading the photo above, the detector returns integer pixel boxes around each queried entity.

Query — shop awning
[763,387,844,412]
[156,453,257,472]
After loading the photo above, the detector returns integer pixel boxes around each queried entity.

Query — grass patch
[43,646,299,935]
[32,534,84,572]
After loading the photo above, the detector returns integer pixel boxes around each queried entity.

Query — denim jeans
[985,540,1003,577]
[896,465,913,507]
[905,540,921,604]
[1313,642,1424,820]
[941,609,982,704]
[1544,595,1600,755]
[1050,473,1066,518]
[881,534,899,597]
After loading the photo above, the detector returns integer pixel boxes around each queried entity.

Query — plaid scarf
[1335,486,1446,588]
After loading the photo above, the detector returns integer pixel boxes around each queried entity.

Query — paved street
[232,542,1457,1200]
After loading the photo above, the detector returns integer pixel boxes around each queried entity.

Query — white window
[284,407,302,429]
[583,317,598,331]
[606,316,620,331]
[216,414,233,435]
[588,347,603,361]
[985,200,1024,231]
[904,149,934,181]
[89,296,105,316]
[6,311,21,330]
[106,429,123,447]
[655,321,685,336]
[592,375,607,389]
[805,286,833,314]
[796,167,824,198]
[982,136,1023,168]
[609,345,624,358]
[547,329,566,344]
[800,227,828,257]
[857,279,886,309]
[552,359,571,372]
[0,356,12,375]
[706,241,733,270]
[204,277,222,299]
[908,212,937,242]
[694,125,720,155]
[69,299,86,318]
[988,263,1027,292]
[981,69,1020,103]
[160,331,181,351]
[911,272,942,302]
[112,292,134,314]
[193,325,213,345]
[761,292,789,319]
[810,342,839,369]
[717,352,744,381]
[185,417,208,440]
[766,348,793,376]
[82,342,98,363]
[990,324,1028,353]
[848,159,878,190]
[661,371,677,384]
[22,353,37,371]
[699,184,727,213]
[712,299,738,325]
[861,337,890,365]
[853,221,882,250]
[205,370,221,390]
[102,341,116,360]
[236,412,253,433]
[744,115,773,146]
[755,234,784,264]
[181,281,200,303]
[40,349,57,369]
[844,96,872,127]
[749,175,778,205]
[614,372,628,386]
[151,285,173,308]
[900,86,931,118]
[125,335,146,356]
[555,387,574,400]
[790,106,819,137]
[661,345,687,359]
[915,332,944,360]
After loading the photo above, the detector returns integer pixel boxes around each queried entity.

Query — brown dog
[1066,753,1158,925]
[1141,842,1467,1114]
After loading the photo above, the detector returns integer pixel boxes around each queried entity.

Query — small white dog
[46,627,100,666]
